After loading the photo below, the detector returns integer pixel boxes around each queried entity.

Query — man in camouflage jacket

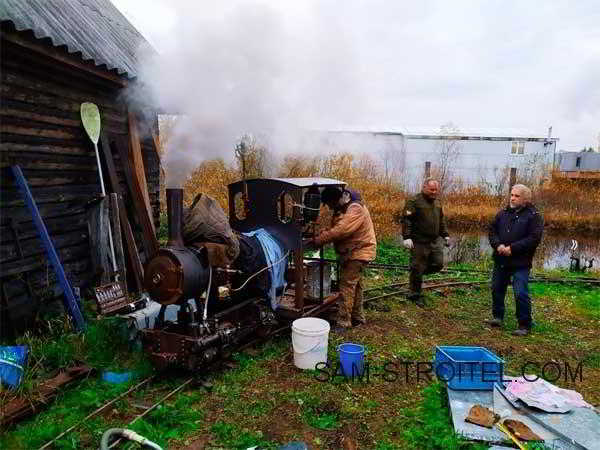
[400,179,449,306]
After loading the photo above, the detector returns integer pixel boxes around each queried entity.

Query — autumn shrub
[176,153,599,239]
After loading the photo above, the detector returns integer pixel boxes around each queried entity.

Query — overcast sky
[112,0,599,152]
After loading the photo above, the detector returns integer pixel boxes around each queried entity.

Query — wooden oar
[81,102,118,280]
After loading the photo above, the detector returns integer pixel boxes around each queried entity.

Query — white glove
[403,239,414,249]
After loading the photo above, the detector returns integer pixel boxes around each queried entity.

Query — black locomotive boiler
[141,178,345,371]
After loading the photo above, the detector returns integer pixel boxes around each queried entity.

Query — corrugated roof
[327,126,558,140]
[0,0,154,78]
[230,178,346,188]
[268,177,346,187]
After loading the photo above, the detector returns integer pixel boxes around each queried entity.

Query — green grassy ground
[1,242,598,449]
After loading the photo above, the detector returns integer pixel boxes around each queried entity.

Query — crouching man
[311,187,377,332]
[486,184,543,336]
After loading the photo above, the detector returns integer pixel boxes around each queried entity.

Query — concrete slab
[447,388,506,444]
[447,385,600,449]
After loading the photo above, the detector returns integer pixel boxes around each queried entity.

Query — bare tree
[430,122,462,194]
[379,135,406,186]
[234,134,268,180]
[492,165,512,197]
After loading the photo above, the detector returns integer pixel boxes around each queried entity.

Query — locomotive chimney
[166,188,184,248]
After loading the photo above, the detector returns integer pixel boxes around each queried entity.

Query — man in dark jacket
[400,179,450,306]
[486,184,544,336]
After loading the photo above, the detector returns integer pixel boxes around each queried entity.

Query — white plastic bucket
[291,317,330,370]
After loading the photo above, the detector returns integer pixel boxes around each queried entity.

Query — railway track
[363,273,599,304]
[38,266,597,447]
[364,279,490,303]
[303,257,600,284]
[37,317,300,449]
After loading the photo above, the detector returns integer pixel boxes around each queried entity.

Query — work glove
[402,239,414,249]
[444,237,450,247]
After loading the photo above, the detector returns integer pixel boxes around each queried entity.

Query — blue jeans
[492,266,532,328]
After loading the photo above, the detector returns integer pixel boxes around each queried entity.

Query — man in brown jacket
[312,187,377,331]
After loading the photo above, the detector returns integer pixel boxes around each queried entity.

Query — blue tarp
[243,229,288,310]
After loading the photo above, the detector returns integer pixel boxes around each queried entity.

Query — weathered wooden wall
[0,30,161,335]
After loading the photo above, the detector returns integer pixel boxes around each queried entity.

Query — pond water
[443,230,600,272]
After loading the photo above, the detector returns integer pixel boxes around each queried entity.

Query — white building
[313,126,558,192]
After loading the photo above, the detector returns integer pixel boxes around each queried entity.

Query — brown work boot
[512,327,531,336]
[407,293,425,307]
[484,318,503,328]
[352,318,366,327]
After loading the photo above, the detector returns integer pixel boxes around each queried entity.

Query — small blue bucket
[0,345,28,390]
[337,343,366,378]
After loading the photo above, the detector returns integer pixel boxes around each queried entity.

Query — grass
[400,383,488,450]
[2,242,599,449]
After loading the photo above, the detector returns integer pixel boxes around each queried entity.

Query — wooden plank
[1,29,127,87]
[118,121,159,259]
[0,168,98,188]
[0,366,94,427]
[86,198,112,285]
[1,83,85,114]
[0,184,101,207]
[0,105,126,134]
[0,142,90,156]
[0,243,90,278]
[109,194,127,287]
[0,151,97,171]
[0,213,87,243]
[0,105,80,127]
[11,260,91,291]
[0,122,83,140]
[1,231,88,263]
[99,133,143,291]
[1,35,126,93]
[0,84,128,132]
[128,112,153,217]
[119,200,144,292]
[1,69,125,114]
[1,202,86,226]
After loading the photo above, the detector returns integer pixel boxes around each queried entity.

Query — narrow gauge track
[303,257,600,283]
[364,279,490,303]
[363,274,600,304]
[39,269,597,447]
[37,316,302,450]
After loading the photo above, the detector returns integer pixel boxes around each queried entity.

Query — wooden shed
[1,0,162,336]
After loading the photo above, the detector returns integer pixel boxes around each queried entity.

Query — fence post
[509,167,517,191]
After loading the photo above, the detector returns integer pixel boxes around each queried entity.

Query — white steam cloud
[137,1,367,187]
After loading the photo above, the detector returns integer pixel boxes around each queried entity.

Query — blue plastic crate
[434,346,504,390]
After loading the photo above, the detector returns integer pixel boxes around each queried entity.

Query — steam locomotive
[141,178,345,371]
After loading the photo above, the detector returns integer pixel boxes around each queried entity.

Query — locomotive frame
[140,177,346,371]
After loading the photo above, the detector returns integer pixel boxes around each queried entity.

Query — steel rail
[39,376,155,450]
[107,378,195,449]
[303,257,600,282]
[364,280,490,303]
